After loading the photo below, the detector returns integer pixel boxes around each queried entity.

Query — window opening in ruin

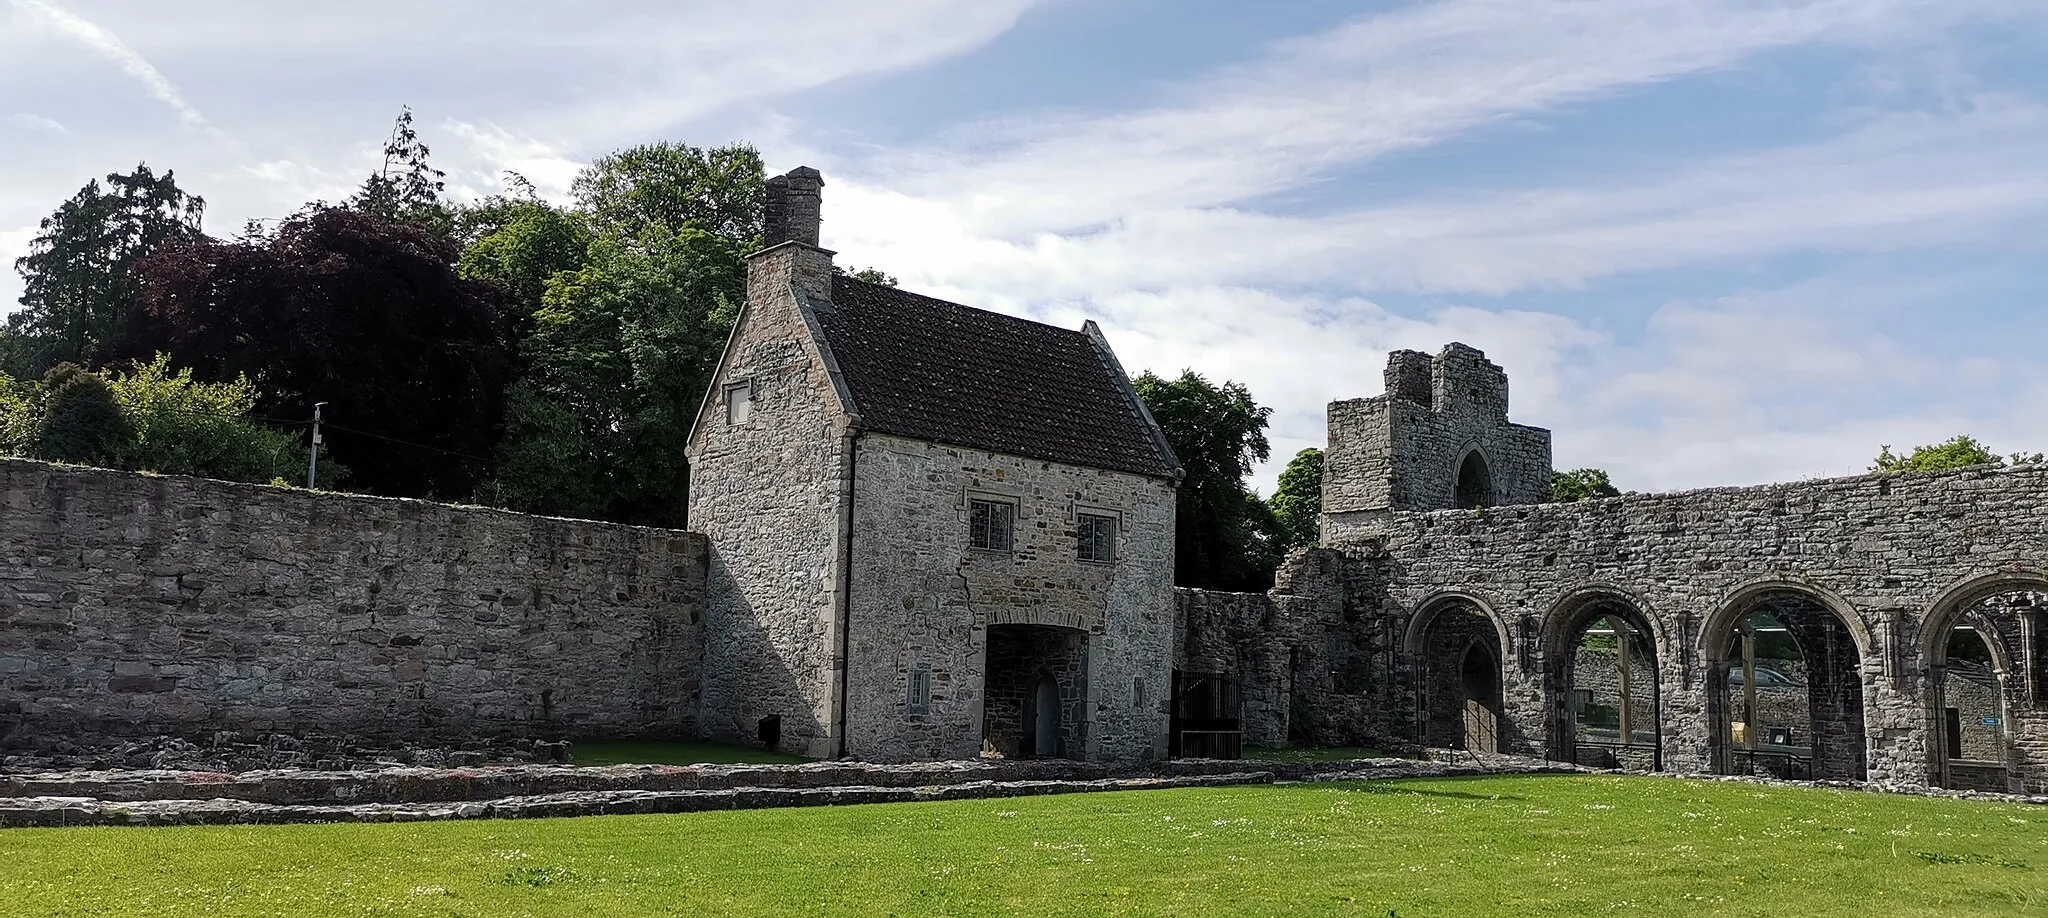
[724,381,752,425]
[1563,609,1659,770]
[1077,513,1117,563]
[969,498,1014,552]
[907,663,932,716]
[1712,593,1865,783]
[1454,450,1491,509]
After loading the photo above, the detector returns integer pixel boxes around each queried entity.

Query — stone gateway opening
[1552,599,1660,771]
[1924,584,2036,793]
[1709,591,1867,781]
[1415,600,1505,752]
[981,624,1088,759]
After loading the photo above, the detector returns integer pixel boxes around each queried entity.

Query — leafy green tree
[1870,435,2020,473]
[29,363,131,465]
[347,107,453,236]
[474,144,763,525]
[571,142,764,248]
[1132,370,1278,591]
[2,164,205,377]
[105,354,335,485]
[482,226,744,525]
[1268,447,1323,551]
[1551,467,1622,502]
[132,206,513,499]
[457,197,594,336]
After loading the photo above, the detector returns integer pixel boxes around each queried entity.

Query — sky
[3,0,2046,494]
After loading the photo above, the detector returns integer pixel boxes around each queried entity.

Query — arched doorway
[1409,595,1509,752]
[1706,587,1870,781]
[982,624,1087,759]
[1548,595,1661,770]
[1460,644,1502,754]
[1454,450,1491,509]
[1921,575,2037,793]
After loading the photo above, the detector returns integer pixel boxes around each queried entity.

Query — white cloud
[851,0,2032,236]
[7,0,209,130]
[7,112,66,134]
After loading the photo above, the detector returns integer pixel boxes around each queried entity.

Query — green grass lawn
[4,775,2045,917]
[1243,746,1393,763]
[567,738,807,767]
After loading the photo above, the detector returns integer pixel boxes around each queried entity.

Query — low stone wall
[0,459,705,746]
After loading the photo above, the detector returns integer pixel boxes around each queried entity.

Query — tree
[347,107,453,236]
[1551,467,1622,502]
[2,164,205,377]
[571,142,764,248]
[457,196,593,337]
[132,206,513,499]
[1869,435,2023,473]
[0,357,329,485]
[1268,447,1324,551]
[1132,370,1278,591]
[479,225,744,525]
[834,265,898,287]
[105,354,333,485]
[29,363,130,465]
[472,143,764,525]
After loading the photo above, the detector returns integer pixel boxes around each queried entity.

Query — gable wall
[686,245,851,758]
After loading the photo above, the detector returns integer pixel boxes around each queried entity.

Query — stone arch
[1702,579,1873,781]
[1454,446,1493,510]
[1404,590,1513,660]
[1918,570,2040,791]
[1700,579,1877,669]
[1542,585,1662,770]
[1919,571,2043,668]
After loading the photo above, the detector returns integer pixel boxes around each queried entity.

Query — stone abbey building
[1,166,2042,795]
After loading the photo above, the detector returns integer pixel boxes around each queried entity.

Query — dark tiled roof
[814,276,1179,479]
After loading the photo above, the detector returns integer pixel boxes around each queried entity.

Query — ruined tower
[1320,343,1553,540]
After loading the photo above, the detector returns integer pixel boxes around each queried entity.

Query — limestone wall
[1311,462,2048,791]
[840,433,1178,763]
[0,459,703,747]
[686,242,850,759]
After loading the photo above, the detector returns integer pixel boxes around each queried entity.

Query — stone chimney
[763,166,824,248]
[751,166,833,306]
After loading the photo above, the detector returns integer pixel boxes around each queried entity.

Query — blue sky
[4,0,2046,493]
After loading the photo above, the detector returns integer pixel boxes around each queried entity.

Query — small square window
[724,382,752,425]
[907,664,932,716]
[969,498,1014,552]
[1078,513,1117,563]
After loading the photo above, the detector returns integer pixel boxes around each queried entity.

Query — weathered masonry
[0,459,704,746]
[686,167,1182,763]
[1194,344,2048,794]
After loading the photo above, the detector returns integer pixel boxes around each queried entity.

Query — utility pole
[307,402,327,489]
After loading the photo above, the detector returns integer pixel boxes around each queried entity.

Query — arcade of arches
[1274,463,2048,795]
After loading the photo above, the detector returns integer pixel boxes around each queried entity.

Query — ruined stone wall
[0,460,703,746]
[685,242,849,758]
[1173,588,1295,748]
[1310,462,2048,791]
[840,433,1177,764]
[1323,344,1551,518]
